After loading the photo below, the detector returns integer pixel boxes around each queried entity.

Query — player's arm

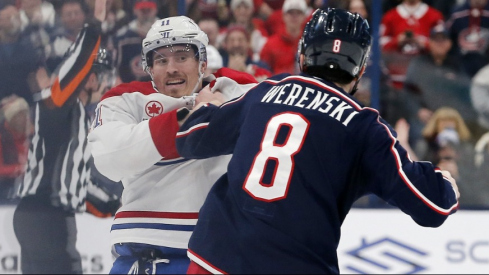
[176,92,249,159]
[87,92,194,181]
[45,0,106,107]
[360,112,459,227]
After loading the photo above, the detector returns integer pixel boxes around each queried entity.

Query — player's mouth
[166,79,185,86]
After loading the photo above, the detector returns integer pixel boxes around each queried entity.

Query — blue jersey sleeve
[176,95,247,158]
[360,111,459,227]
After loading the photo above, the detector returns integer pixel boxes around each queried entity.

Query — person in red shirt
[380,0,444,90]
[221,26,272,81]
[221,0,269,62]
[259,0,308,75]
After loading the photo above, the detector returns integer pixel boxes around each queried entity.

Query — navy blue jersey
[176,73,459,274]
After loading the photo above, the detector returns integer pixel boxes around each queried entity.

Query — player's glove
[208,68,258,101]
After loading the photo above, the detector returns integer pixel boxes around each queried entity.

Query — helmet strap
[349,65,366,95]
[191,60,205,95]
[349,78,360,95]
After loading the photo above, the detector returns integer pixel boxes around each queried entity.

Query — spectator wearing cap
[220,26,272,81]
[446,0,489,77]
[112,0,158,83]
[403,23,479,152]
[0,96,31,202]
[224,0,269,62]
[263,0,312,36]
[259,0,308,75]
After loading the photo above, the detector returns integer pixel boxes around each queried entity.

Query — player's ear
[201,62,207,75]
[85,72,98,90]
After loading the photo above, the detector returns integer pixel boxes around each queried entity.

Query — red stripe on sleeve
[115,211,198,219]
[148,109,181,159]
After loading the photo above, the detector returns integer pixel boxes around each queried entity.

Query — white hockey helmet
[141,16,209,74]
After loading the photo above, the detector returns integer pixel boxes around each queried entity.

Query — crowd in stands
[0,0,489,209]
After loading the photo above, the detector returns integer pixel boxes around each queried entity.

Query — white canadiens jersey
[87,80,231,249]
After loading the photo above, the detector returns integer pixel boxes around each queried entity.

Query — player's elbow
[411,210,453,228]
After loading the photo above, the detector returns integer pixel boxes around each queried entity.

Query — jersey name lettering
[261,84,359,126]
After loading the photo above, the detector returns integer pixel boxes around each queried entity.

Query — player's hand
[196,85,225,107]
[93,0,107,22]
[440,170,460,200]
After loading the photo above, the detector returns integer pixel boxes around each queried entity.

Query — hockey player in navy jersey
[176,8,460,274]
[87,15,257,274]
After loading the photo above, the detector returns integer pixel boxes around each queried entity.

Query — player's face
[89,69,116,104]
[150,45,206,98]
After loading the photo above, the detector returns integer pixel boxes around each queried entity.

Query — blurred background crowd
[1,0,489,209]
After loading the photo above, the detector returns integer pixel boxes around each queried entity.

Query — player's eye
[176,55,189,62]
[154,58,168,65]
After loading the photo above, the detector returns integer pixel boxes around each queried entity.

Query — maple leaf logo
[145,101,163,117]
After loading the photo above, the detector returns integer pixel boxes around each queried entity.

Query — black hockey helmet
[299,8,371,84]
[92,48,113,71]
[91,48,116,89]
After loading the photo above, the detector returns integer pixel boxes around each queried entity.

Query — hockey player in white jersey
[87,16,257,274]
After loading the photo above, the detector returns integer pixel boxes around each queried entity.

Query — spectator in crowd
[260,0,308,75]
[0,1,45,105]
[19,0,56,32]
[446,0,489,77]
[403,23,478,148]
[226,0,268,62]
[380,0,444,90]
[46,0,88,72]
[113,0,158,83]
[103,0,130,37]
[342,0,369,23]
[13,1,118,273]
[416,106,485,209]
[263,0,313,36]
[155,0,202,23]
[254,0,285,20]
[0,96,31,203]
[85,0,131,42]
[221,26,272,81]
[198,17,222,49]
[428,0,459,20]
[415,107,473,166]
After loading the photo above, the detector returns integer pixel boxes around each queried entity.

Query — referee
[12,0,115,273]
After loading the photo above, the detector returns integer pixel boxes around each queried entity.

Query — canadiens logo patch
[145,101,163,117]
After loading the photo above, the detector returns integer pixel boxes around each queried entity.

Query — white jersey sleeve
[88,90,195,181]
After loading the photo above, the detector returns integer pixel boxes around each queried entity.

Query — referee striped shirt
[18,21,102,212]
